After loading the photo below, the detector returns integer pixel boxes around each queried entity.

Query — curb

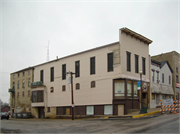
[132,111,160,118]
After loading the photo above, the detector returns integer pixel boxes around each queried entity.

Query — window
[152,93,155,100]
[50,67,54,82]
[17,92,19,98]
[13,74,15,79]
[32,91,44,102]
[162,95,165,99]
[50,87,54,93]
[104,105,113,115]
[28,70,31,75]
[40,70,44,83]
[135,55,139,73]
[114,80,125,98]
[22,80,25,88]
[142,57,146,75]
[24,108,26,112]
[75,61,80,77]
[152,70,155,82]
[13,82,15,89]
[127,52,131,71]
[108,53,113,72]
[28,91,30,96]
[18,73,19,77]
[76,83,80,90]
[29,108,31,111]
[28,78,31,87]
[90,57,95,75]
[22,91,24,97]
[127,81,132,98]
[32,91,37,102]
[162,74,164,83]
[169,76,171,85]
[91,81,95,88]
[176,67,178,73]
[23,72,25,77]
[156,71,159,82]
[62,64,66,80]
[176,75,179,83]
[18,81,19,89]
[62,85,66,91]
[134,82,138,98]
[47,107,50,112]
[86,106,94,115]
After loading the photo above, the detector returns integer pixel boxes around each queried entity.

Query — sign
[163,99,173,105]
[137,81,141,90]
[143,83,147,92]
[176,83,180,88]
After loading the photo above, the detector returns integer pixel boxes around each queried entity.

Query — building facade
[8,67,34,117]
[30,27,152,118]
[151,51,180,100]
[150,60,174,108]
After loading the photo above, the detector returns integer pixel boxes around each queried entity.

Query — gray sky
[0,0,179,103]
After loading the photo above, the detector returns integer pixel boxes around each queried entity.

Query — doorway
[118,105,124,116]
[38,107,44,118]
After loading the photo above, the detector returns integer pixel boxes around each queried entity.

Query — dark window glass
[169,76,171,85]
[76,83,80,90]
[47,107,50,112]
[152,70,154,82]
[32,91,37,102]
[176,75,179,83]
[127,52,131,71]
[90,57,95,75]
[62,85,66,91]
[162,73,164,83]
[142,57,146,75]
[75,61,80,77]
[50,67,54,82]
[37,91,43,102]
[22,91,24,97]
[135,55,139,73]
[40,70,44,83]
[91,81,95,88]
[108,53,113,72]
[62,64,66,80]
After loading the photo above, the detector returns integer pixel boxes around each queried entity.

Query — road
[0,113,179,133]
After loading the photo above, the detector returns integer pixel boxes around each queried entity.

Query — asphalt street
[0,113,179,133]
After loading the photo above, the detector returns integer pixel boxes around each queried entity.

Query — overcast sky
[0,0,179,103]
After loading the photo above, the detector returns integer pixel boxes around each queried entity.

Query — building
[8,67,34,117]
[1,105,10,112]
[29,27,152,118]
[151,51,180,100]
[150,59,174,108]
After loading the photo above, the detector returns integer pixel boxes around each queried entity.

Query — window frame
[135,54,139,73]
[62,64,66,80]
[75,61,80,77]
[162,73,164,83]
[76,83,80,90]
[40,70,44,83]
[107,53,113,72]
[32,90,44,103]
[126,52,131,72]
[50,67,54,82]
[142,57,146,75]
[62,85,66,91]
[90,57,95,75]
[91,81,96,88]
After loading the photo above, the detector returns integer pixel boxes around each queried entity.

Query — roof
[120,27,153,44]
[0,105,10,109]
[151,59,161,65]
[160,60,173,73]
[11,67,34,74]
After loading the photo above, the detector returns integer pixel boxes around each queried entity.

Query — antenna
[46,41,50,62]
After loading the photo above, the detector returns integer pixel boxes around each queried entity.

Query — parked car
[0,112,9,120]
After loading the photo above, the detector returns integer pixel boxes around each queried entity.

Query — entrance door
[38,107,44,118]
[118,105,124,116]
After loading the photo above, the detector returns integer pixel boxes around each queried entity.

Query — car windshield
[1,112,7,115]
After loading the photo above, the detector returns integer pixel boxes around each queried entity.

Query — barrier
[160,99,180,113]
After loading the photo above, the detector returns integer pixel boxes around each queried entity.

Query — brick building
[151,51,180,99]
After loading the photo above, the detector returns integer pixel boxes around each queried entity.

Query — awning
[176,88,180,93]
[151,83,174,95]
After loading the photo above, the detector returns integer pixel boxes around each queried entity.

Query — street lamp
[139,70,144,114]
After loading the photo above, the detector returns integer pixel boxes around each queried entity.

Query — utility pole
[67,71,75,120]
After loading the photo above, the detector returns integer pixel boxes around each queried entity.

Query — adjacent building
[8,67,34,117]
[151,51,180,100]
[29,27,152,118]
[150,59,174,108]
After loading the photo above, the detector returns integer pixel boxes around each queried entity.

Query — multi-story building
[8,67,34,117]
[151,51,180,99]
[29,27,152,118]
[150,59,174,108]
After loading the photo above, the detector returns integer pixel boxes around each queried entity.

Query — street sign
[137,81,141,90]
[163,99,173,105]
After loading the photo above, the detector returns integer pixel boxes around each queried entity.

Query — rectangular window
[127,81,132,98]
[40,70,44,83]
[28,78,31,87]
[169,76,171,85]
[75,61,80,77]
[127,52,131,72]
[37,91,43,102]
[62,64,66,80]
[162,95,165,99]
[157,71,159,82]
[104,105,113,115]
[152,93,155,100]
[162,73,164,83]
[176,75,179,83]
[134,82,138,98]
[114,80,125,98]
[50,67,54,82]
[176,67,178,73]
[152,70,154,82]
[18,81,19,89]
[135,55,139,73]
[22,91,24,97]
[28,70,31,75]
[17,92,19,98]
[47,107,50,112]
[23,72,25,77]
[13,74,15,79]
[142,57,146,75]
[18,73,19,77]
[108,53,113,72]
[86,106,94,115]
[62,85,66,91]
[28,91,30,97]
[32,91,37,102]
[22,80,25,88]
[90,57,95,75]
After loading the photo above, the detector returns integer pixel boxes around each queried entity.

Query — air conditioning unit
[157,80,160,83]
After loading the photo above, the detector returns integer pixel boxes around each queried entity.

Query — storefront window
[114,80,125,98]
[127,81,132,98]
[134,82,138,98]
[32,91,37,102]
